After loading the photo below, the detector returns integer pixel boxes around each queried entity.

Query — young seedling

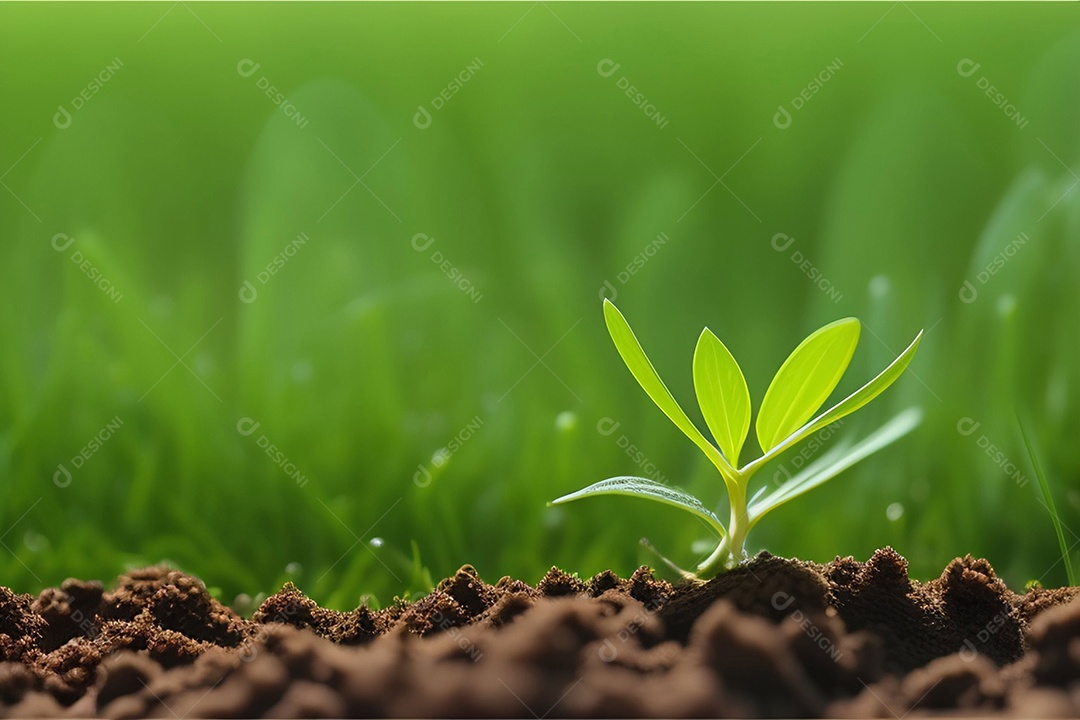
[551,299,924,578]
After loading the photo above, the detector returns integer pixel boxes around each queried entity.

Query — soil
[1,548,1080,717]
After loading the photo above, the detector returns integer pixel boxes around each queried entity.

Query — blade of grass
[1018,415,1076,586]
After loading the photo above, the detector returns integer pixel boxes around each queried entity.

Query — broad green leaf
[550,476,726,538]
[756,318,861,453]
[693,328,751,465]
[747,408,922,526]
[751,329,923,466]
[603,300,736,481]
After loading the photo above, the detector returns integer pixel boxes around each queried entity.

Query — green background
[2,3,1079,609]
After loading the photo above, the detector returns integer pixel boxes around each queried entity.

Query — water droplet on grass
[194,353,214,376]
[544,508,564,529]
[997,294,1016,317]
[292,360,313,382]
[150,295,175,317]
[370,537,385,549]
[555,411,578,432]
[22,530,48,553]
[886,502,904,521]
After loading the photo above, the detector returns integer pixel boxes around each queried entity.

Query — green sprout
[551,299,924,578]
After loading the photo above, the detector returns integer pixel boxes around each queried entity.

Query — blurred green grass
[2,3,1080,608]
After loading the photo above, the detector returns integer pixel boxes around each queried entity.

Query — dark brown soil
[1,549,1079,717]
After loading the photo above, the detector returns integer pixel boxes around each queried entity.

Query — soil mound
[0,549,1077,717]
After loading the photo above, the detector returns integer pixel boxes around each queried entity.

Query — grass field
[2,3,1080,609]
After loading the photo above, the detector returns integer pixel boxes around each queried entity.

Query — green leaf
[603,299,736,481]
[751,329,924,466]
[550,476,727,539]
[693,328,751,465]
[747,408,922,526]
[756,318,861,453]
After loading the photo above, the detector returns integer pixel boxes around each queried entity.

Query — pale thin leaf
[693,328,751,465]
[603,300,736,481]
[756,318,861,453]
[550,476,727,539]
[747,408,923,526]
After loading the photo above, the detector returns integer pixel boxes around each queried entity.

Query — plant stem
[697,479,749,576]
[696,536,729,575]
